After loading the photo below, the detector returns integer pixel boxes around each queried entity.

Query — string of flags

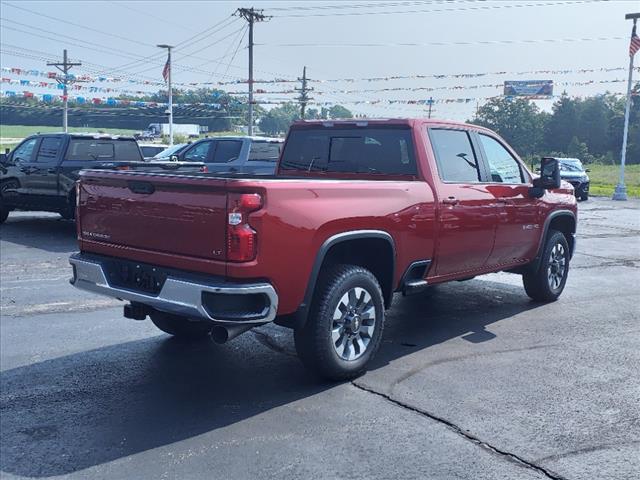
[225,78,628,96]
[3,65,638,89]
[0,91,225,108]
[216,67,640,85]
[2,90,631,108]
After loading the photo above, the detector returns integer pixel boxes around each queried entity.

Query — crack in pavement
[255,323,570,480]
[351,381,568,480]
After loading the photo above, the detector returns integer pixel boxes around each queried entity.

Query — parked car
[0,133,206,223]
[69,119,577,380]
[169,136,283,174]
[554,157,590,201]
[138,143,168,159]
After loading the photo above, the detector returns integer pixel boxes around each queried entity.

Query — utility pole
[613,12,640,201]
[157,44,174,146]
[427,97,434,119]
[47,49,81,132]
[235,7,269,136]
[296,66,314,119]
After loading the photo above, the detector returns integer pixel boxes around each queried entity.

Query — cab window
[12,138,38,163]
[479,134,524,184]
[184,141,213,162]
[429,129,480,183]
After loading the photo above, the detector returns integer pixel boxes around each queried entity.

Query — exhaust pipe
[211,323,255,344]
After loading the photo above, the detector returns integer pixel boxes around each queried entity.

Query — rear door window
[248,142,281,162]
[280,127,416,175]
[429,129,480,183]
[65,139,142,161]
[35,137,63,163]
[212,140,242,163]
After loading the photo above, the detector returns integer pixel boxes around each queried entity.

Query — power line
[273,0,607,18]
[262,35,624,48]
[2,2,157,48]
[222,26,249,80]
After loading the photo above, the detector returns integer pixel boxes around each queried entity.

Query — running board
[403,279,429,296]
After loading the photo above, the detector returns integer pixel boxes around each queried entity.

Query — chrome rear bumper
[69,253,278,324]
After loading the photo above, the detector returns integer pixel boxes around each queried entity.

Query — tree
[567,136,589,159]
[472,97,545,157]
[577,96,609,156]
[327,105,353,119]
[544,93,579,153]
[258,102,299,135]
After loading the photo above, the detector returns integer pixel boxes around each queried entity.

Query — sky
[0,0,637,121]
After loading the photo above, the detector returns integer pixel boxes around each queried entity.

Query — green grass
[587,164,640,198]
[0,124,138,138]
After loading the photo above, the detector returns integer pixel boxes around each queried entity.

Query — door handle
[47,168,57,174]
[442,196,459,206]
[19,166,37,174]
[496,198,514,205]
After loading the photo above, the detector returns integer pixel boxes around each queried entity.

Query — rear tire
[523,230,570,302]
[294,264,385,381]
[150,311,212,339]
[0,179,19,224]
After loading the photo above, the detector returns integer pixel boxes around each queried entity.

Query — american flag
[630,24,640,58]
[162,55,170,83]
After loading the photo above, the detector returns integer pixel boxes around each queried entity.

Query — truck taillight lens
[200,165,209,173]
[227,193,262,262]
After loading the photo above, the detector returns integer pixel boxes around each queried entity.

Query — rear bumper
[69,253,278,324]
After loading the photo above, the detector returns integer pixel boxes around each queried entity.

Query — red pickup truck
[70,119,577,380]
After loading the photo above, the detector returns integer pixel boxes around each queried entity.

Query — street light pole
[157,44,174,146]
[613,13,640,201]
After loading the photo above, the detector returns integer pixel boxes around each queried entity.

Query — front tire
[150,311,212,339]
[0,179,19,224]
[294,264,385,381]
[523,230,570,302]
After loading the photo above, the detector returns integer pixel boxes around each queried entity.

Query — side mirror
[533,157,561,190]
[169,155,179,162]
[0,153,7,164]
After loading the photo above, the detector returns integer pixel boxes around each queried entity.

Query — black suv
[554,157,590,201]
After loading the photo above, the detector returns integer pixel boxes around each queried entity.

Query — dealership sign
[504,80,553,97]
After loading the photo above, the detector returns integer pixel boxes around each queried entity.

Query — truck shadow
[0,278,541,477]
[0,214,77,253]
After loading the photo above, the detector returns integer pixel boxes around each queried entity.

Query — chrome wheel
[332,287,376,361]
[547,243,566,290]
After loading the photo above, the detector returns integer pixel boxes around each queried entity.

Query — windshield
[65,139,142,161]
[558,159,584,172]
[153,143,187,159]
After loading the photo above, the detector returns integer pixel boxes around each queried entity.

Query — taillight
[116,165,130,171]
[227,193,262,262]
[200,165,209,173]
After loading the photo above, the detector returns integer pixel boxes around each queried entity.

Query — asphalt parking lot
[1,197,638,480]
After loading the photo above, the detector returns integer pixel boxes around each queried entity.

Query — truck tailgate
[78,171,228,261]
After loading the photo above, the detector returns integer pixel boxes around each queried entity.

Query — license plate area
[104,258,169,296]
